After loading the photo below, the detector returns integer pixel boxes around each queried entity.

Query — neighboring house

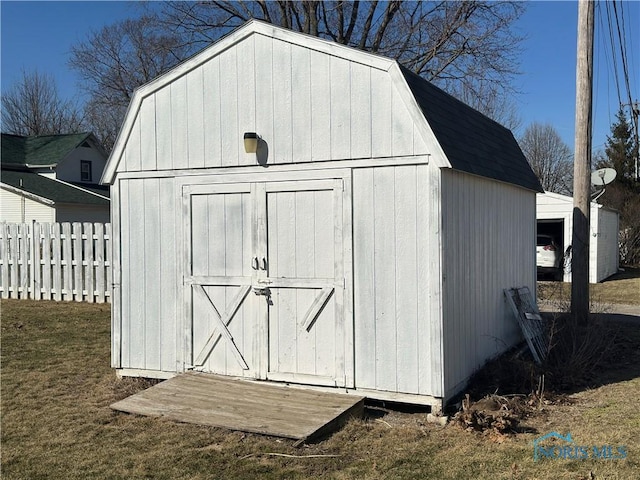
[103,20,542,410]
[537,191,619,283]
[1,132,110,223]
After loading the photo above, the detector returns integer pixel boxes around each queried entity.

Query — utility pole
[621,100,640,180]
[632,101,639,181]
[571,0,594,325]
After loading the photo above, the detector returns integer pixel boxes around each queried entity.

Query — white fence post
[18,223,29,299]
[53,223,63,301]
[0,223,8,299]
[31,220,39,300]
[0,222,111,304]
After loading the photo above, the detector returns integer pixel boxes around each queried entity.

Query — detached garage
[537,192,619,283]
[102,20,542,409]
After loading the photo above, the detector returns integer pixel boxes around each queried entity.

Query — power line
[602,0,639,179]
[612,1,634,111]
[604,0,622,106]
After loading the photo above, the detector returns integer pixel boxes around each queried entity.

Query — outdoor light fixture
[244,132,259,153]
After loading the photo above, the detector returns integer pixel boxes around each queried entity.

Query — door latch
[252,286,270,296]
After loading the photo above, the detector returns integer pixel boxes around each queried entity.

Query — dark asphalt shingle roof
[1,169,109,206]
[400,66,543,192]
[1,132,94,167]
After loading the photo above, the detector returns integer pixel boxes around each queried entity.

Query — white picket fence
[0,222,111,303]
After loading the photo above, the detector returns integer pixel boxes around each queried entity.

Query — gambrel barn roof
[400,67,542,192]
[103,20,541,193]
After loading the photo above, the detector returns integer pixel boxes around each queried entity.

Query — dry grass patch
[538,266,640,307]
[2,299,640,479]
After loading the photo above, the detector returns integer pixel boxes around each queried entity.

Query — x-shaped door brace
[193,284,251,369]
[194,284,334,367]
[301,287,334,332]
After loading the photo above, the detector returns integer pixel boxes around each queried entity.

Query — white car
[536,234,562,279]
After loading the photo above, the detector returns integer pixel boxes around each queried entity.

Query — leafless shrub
[542,313,617,391]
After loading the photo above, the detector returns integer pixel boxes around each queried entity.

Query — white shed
[102,21,543,409]
[537,191,619,283]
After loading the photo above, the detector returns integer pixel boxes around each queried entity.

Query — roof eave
[0,182,56,206]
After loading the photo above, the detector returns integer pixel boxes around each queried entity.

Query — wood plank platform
[110,372,364,444]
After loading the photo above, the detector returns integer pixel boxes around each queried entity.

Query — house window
[80,160,92,182]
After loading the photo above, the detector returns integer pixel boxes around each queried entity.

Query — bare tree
[69,15,190,151]
[154,1,525,104]
[519,123,573,194]
[82,99,128,155]
[452,80,522,132]
[1,70,84,136]
[71,2,526,152]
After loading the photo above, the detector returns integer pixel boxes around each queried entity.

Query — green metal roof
[0,169,109,206]
[1,132,95,167]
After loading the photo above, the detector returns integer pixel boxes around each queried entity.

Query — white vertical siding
[291,44,312,161]
[140,94,157,171]
[441,170,536,399]
[353,164,443,397]
[330,56,351,160]
[309,49,331,161]
[349,63,371,159]
[118,177,178,372]
[219,48,240,166]
[155,85,173,171]
[203,56,223,167]
[124,113,142,172]
[187,67,206,169]
[115,33,430,175]
[171,77,189,170]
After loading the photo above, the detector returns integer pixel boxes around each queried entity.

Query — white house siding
[536,192,618,283]
[56,145,108,184]
[440,170,535,399]
[118,34,429,174]
[114,177,179,373]
[0,188,55,223]
[353,164,443,398]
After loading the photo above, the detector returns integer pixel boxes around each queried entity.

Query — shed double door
[184,178,349,388]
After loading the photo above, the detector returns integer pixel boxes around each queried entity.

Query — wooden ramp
[110,372,364,444]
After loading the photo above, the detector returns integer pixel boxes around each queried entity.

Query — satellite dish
[590,168,616,201]
[591,168,617,187]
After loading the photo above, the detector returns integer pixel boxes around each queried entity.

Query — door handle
[261,257,267,271]
[252,256,259,270]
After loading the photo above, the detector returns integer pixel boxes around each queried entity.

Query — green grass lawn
[2,299,639,479]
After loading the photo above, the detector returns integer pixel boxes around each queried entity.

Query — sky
[1,0,638,153]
